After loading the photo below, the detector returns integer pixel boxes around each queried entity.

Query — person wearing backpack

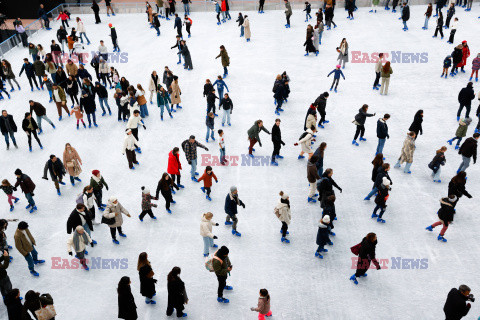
[315,215,330,259]
[224,186,245,237]
[212,245,232,303]
[200,212,219,257]
[349,232,381,285]
[294,126,316,159]
[371,177,391,223]
[275,191,291,243]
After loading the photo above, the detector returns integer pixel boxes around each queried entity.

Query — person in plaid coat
[181,135,209,181]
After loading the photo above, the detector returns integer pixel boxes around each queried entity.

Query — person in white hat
[315,215,330,259]
[425,195,458,242]
[102,196,131,244]
[274,191,291,243]
[139,186,158,221]
[372,176,391,223]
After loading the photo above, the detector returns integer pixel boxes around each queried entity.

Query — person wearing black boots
[433,11,444,38]
[313,92,329,128]
[317,168,342,208]
[443,285,473,320]
[22,113,42,152]
[350,232,381,285]
[271,119,285,165]
[0,110,18,150]
[155,172,179,214]
[352,105,375,146]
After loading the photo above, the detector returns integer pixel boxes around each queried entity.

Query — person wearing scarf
[67,225,93,270]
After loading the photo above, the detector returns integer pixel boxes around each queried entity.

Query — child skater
[250,289,272,319]
[274,191,291,243]
[327,65,345,92]
[218,129,227,165]
[0,179,19,212]
[428,146,447,183]
[315,215,331,259]
[447,117,472,149]
[371,177,391,223]
[198,166,218,201]
[441,55,452,78]
[139,186,158,221]
[425,195,457,242]
[71,105,86,129]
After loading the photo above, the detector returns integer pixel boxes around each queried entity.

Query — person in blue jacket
[213,76,229,101]
[174,14,183,38]
[441,55,452,78]
[19,59,40,91]
[224,186,245,237]
[376,114,390,155]
[327,65,345,92]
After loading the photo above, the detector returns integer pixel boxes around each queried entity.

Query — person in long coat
[337,38,349,68]
[102,196,131,244]
[275,191,291,243]
[179,41,193,70]
[118,276,138,320]
[350,232,381,285]
[408,109,423,139]
[242,15,251,41]
[63,143,82,185]
[166,266,188,317]
[170,76,182,111]
[138,252,157,304]
[394,131,416,173]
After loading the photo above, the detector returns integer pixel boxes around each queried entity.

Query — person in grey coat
[180,40,193,70]
[284,0,292,27]
[337,38,349,69]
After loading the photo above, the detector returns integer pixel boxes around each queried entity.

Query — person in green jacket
[157,85,172,121]
[448,117,472,149]
[379,62,393,95]
[212,246,232,303]
[215,45,230,78]
[370,0,380,13]
[90,170,108,211]
[247,120,271,156]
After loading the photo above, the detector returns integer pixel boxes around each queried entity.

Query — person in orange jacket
[197,166,218,201]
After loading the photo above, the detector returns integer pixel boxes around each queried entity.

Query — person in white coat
[275,191,291,243]
[102,196,131,244]
[126,109,145,153]
[373,53,383,90]
[67,225,93,270]
[99,58,110,88]
[76,17,91,45]
[127,100,141,117]
[73,39,85,64]
[123,129,140,170]
[148,71,160,104]
[242,15,251,42]
[98,40,109,61]
[200,212,219,257]
[295,127,316,159]
[82,185,100,223]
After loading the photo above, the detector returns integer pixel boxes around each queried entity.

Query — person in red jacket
[57,11,69,29]
[197,166,218,201]
[458,40,471,73]
[167,147,184,190]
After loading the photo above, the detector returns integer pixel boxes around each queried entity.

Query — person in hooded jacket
[317,168,342,208]
[457,82,475,119]
[212,245,233,303]
[408,110,423,139]
[275,191,291,243]
[350,232,381,285]
[42,154,66,195]
[224,186,245,237]
[443,285,472,320]
[352,104,375,146]
[313,92,329,128]
[429,146,447,182]
[425,195,457,242]
[457,133,478,172]
[118,276,138,320]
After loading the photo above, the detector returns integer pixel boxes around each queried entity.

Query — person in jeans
[94,82,111,116]
[205,112,215,142]
[352,104,375,146]
[200,212,218,257]
[376,114,390,155]
[182,0,191,15]
[14,169,36,213]
[365,162,392,200]
[212,246,232,303]
[219,93,233,126]
[29,101,55,134]
[102,197,131,244]
[0,110,18,150]
[224,186,245,237]
[181,135,209,181]
[457,133,479,172]
[14,221,45,276]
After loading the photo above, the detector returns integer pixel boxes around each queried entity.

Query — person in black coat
[19,59,39,91]
[203,79,213,98]
[137,252,157,304]
[166,266,188,317]
[206,89,219,115]
[451,44,463,74]
[448,172,472,204]
[401,3,410,30]
[457,82,475,119]
[118,276,138,320]
[408,109,423,140]
[315,215,331,259]
[80,90,98,127]
[224,186,245,236]
[273,77,286,115]
[317,168,342,208]
[67,204,94,235]
[4,288,23,320]
[109,24,120,52]
[66,76,79,107]
[174,14,182,38]
[94,81,111,115]
[155,173,178,213]
[426,195,457,241]
[236,13,244,36]
[372,177,390,222]
[22,113,42,151]
[443,285,472,320]
[376,114,390,155]
[92,0,101,24]
[365,161,391,200]
[271,119,285,164]
[0,110,18,149]
[219,93,233,126]
[322,194,336,234]
[350,232,380,284]
[42,154,66,194]
[313,92,329,127]
[352,104,375,145]
[457,133,479,172]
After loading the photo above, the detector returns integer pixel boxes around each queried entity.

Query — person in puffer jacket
[139,187,158,221]
[428,146,447,182]
[224,186,245,237]
[200,212,218,257]
[250,289,272,319]
[275,191,291,243]
[447,117,472,149]
[425,195,457,242]
[103,196,131,244]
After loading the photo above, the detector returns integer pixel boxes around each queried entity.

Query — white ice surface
[1,5,480,320]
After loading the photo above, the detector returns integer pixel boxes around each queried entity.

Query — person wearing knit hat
[224,186,245,237]
[123,129,139,170]
[103,196,131,244]
[67,224,93,270]
[109,23,120,52]
[275,191,291,243]
[315,215,330,259]
[139,186,158,221]
[426,195,458,242]
[371,176,391,223]
[90,170,108,210]
[327,64,345,93]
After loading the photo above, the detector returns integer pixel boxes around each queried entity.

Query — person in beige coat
[242,15,251,42]
[63,143,83,185]
[373,53,383,90]
[67,225,93,270]
[275,191,291,243]
[14,221,45,276]
[170,76,182,111]
[394,131,416,173]
[200,212,219,257]
[251,289,272,319]
[103,196,131,244]
[294,127,316,159]
[379,61,393,95]
[148,71,160,104]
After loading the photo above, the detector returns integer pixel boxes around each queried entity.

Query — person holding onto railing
[38,4,51,30]
[57,11,70,29]
[14,21,28,48]
[92,0,101,24]
[19,58,40,92]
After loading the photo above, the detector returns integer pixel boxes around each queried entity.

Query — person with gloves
[67,225,93,270]
[122,129,140,170]
[181,135,209,181]
[247,120,271,157]
[224,186,245,237]
[200,212,219,257]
